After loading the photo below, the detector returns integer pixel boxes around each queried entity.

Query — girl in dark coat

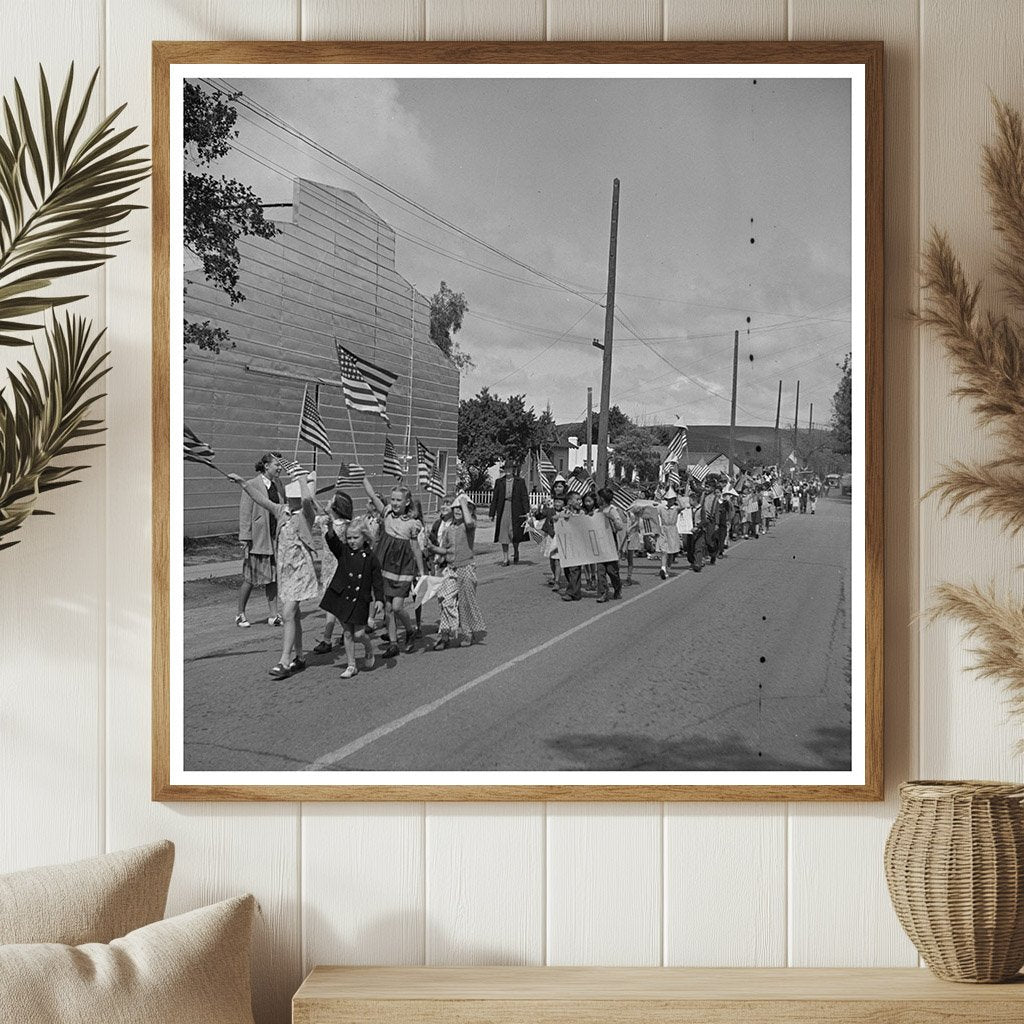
[320,517,385,679]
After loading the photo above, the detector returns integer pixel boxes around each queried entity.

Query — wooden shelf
[293,966,1024,1023]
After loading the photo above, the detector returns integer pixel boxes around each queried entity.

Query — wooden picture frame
[153,41,883,801]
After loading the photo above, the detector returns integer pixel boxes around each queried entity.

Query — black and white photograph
[166,56,874,793]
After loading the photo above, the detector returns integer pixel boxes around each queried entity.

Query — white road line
[301,575,678,770]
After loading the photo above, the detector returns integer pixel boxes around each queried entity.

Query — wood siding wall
[184,179,458,536]
[6,3,1024,1024]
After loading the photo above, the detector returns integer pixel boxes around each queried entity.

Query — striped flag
[335,461,366,486]
[183,425,215,467]
[537,471,551,496]
[771,481,784,499]
[382,436,404,479]
[689,460,710,483]
[566,469,594,496]
[611,480,636,512]
[335,340,397,424]
[416,439,436,488]
[666,427,687,463]
[667,464,680,487]
[537,449,556,475]
[281,459,305,480]
[298,385,332,457]
[426,465,446,498]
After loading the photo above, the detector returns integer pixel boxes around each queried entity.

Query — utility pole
[808,403,813,435]
[792,379,801,451]
[586,387,594,474]
[596,178,620,488]
[774,379,782,468]
[728,329,739,477]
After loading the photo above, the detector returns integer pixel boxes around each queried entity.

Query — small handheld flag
[298,384,333,457]
[335,341,397,424]
[666,427,687,463]
[690,461,710,483]
[382,437,404,479]
[183,426,216,467]
[335,461,366,486]
[566,468,594,496]
[416,439,437,488]
[537,449,556,475]
[426,465,446,498]
[611,480,636,512]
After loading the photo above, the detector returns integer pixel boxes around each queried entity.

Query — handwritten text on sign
[554,512,619,568]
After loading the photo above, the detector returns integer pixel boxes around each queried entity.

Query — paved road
[183,499,852,772]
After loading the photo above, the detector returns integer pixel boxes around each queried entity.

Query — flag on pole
[787,450,799,465]
[382,437,404,479]
[666,427,687,463]
[281,459,305,480]
[297,384,333,457]
[416,439,437,488]
[335,340,398,423]
[690,460,710,483]
[537,472,551,496]
[667,464,680,487]
[183,425,216,467]
[426,465,446,498]
[335,461,366,486]
[771,481,784,499]
[611,480,637,512]
[537,449,556,475]
[566,468,594,496]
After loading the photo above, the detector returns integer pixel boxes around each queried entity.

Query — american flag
[537,449,556,475]
[689,460,710,483]
[416,439,436,488]
[537,471,551,495]
[335,340,398,423]
[335,461,366,486]
[611,480,636,512]
[183,425,215,467]
[771,481,784,498]
[426,465,446,498]
[566,469,594,496]
[281,459,305,480]
[666,427,687,463]
[297,385,332,457]
[382,436,404,479]
[667,464,680,487]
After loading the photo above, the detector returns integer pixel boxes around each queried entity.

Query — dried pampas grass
[921,98,1024,730]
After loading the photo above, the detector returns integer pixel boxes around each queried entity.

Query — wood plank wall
[184,179,457,536]
[6,3,1023,1023]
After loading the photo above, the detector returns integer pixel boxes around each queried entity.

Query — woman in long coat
[488,464,530,566]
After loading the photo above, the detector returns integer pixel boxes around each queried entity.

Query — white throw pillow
[0,840,174,945]
[0,894,256,1024]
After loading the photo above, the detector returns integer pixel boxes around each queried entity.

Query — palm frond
[0,64,149,346]
[0,313,109,548]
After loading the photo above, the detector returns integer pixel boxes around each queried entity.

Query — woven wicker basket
[885,780,1024,982]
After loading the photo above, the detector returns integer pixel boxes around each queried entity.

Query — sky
[192,73,853,430]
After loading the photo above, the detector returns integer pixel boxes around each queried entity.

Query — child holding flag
[228,462,320,679]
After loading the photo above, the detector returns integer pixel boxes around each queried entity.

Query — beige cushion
[0,894,256,1024]
[0,840,174,945]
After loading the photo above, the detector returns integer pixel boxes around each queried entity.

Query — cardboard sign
[555,512,619,568]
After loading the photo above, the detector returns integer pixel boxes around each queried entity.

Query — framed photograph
[153,41,883,801]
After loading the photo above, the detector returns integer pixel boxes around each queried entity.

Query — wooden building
[183,178,459,537]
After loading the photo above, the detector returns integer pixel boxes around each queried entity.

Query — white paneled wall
[4,3,1023,1022]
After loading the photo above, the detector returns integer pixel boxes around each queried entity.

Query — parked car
[840,473,853,496]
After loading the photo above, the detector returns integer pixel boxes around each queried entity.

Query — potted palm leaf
[0,65,148,550]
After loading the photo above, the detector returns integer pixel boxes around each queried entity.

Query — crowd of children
[229,458,486,680]
[527,468,823,600]
[228,454,825,680]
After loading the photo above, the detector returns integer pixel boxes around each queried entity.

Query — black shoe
[288,657,306,673]
[612,590,622,600]
[381,642,400,659]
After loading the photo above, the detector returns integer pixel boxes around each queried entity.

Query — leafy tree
[457,388,545,487]
[609,424,661,481]
[183,83,278,352]
[574,404,633,444]
[429,280,473,370]
[830,352,852,455]
[534,404,558,451]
